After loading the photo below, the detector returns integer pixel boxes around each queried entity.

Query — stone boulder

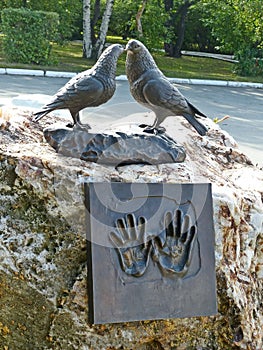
[0,107,262,349]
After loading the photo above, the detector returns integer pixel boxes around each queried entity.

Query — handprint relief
[109,214,152,277]
[152,210,197,277]
[110,209,197,278]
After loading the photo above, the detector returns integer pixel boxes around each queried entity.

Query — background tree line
[0,0,262,76]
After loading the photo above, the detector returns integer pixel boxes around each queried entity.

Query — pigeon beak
[125,43,132,52]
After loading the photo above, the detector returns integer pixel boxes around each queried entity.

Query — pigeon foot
[74,122,91,131]
[66,123,74,128]
[139,124,166,134]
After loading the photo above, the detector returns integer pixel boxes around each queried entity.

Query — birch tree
[83,0,92,58]
[94,0,115,59]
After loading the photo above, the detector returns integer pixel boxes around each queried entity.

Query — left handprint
[109,214,152,277]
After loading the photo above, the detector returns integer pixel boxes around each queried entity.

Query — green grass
[0,36,262,83]
[154,53,236,81]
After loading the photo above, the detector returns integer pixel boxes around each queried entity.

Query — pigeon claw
[139,124,166,135]
[66,122,74,128]
[143,127,157,135]
[66,122,91,130]
[73,122,91,131]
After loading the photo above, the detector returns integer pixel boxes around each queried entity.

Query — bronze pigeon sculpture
[125,39,208,135]
[33,44,124,126]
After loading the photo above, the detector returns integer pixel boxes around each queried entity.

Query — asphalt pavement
[0,74,262,166]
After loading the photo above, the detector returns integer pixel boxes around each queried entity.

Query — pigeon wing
[142,77,208,135]
[142,77,191,115]
[50,74,104,110]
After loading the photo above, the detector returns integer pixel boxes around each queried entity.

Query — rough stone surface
[0,107,262,350]
[43,123,186,165]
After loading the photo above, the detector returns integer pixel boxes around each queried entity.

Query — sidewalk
[181,50,238,63]
[1,67,263,89]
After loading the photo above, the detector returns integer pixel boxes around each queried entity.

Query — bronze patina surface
[85,182,217,324]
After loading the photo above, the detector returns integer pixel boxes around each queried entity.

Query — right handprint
[152,209,197,277]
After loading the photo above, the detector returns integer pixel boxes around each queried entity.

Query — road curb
[1,68,262,89]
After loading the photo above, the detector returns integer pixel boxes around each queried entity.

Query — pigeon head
[110,43,125,56]
[125,39,159,81]
[125,39,144,54]
[100,43,124,60]
[95,43,124,78]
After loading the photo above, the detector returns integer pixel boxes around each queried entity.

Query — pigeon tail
[183,113,208,136]
[187,100,208,119]
[33,109,52,122]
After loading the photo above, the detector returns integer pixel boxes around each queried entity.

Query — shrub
[234,47,263,76]
[1,8,59,65]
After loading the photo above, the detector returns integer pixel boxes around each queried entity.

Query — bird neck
[94,51,119,79]
[126,50,159,82]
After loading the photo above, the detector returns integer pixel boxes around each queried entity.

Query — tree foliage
[111,0,166,49]
[183,3,217,52]
[202,0,263,75]
[111,0,210,55]
[1,7,59,64]
[0,0,82,42]
[113,0,263,75]
[202,0,263,53]
[163,0,197,57]
[0,0,262,76]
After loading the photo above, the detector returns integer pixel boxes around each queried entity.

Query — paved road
[0,75,262,166]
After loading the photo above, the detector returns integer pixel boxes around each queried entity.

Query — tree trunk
[173,0,192,57]
[164,0,173,11]
[164,0,175,56]
[136,0,147,37]
[93,0,115,59]
[83,0,92,58]
[164,0,196,58]
[91,0,101,45]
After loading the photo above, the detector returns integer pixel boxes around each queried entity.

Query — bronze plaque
[85,183,217,324]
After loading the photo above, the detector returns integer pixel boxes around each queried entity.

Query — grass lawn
[0,36,262,83]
